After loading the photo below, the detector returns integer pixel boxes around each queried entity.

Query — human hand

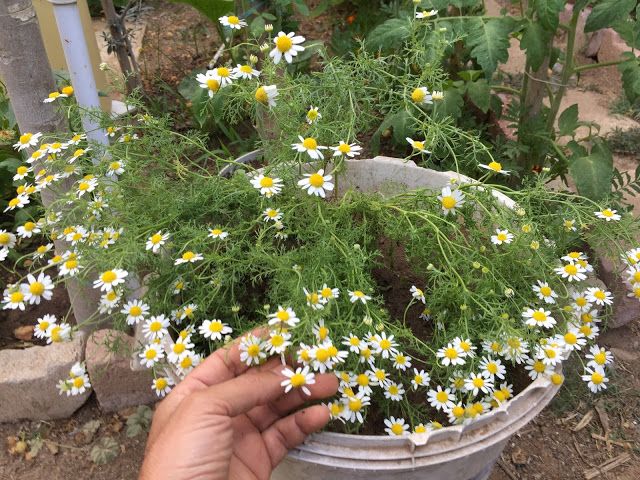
[139,333,339,480]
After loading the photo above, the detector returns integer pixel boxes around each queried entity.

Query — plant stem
[491,85,520,95]
[574,59,627,73]
[546,6,580,131]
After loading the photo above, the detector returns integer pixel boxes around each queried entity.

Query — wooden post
[0,0,103,330]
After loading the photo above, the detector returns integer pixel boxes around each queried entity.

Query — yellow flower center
[290,373,306,388]
[551,373,564,385]
[19,133,33,144]
[452,405,465,418]
[217,67,231,78]
[594,290,606,300]
[540,286,552,296]
[591,372,604,384]
[488,161,502,172]
[150,233,163,245]
[228,15,240,25]
[580,325,592,336]
[317,325,328,339]
[390,423,404,435]
[315,348,329,362]
[173,343,186,354]
[129,306,142,317]
[206,78,220,92]
[532,311,547,322]
[436,391,448,403]
[101,271,117,283]
[413,141,425,150]
[78,182,90,191]
[155,378,168,390]
[411,88,426,103]
[349,398,362,411]
[602,209,613,217]
[38,321,50,331]
[255,86,268,104]
[379,339,391,350]
[309,173,324,188]
[0,233,10,245]
[17,166,28,175]
[240,64,252,73]
[487,363,498,374]
[65,259,78,270]
[182,251,195,261]
[594,352,606,365]
[388,385,399,395]
[49,92,60,99]
[472,377,485,388]
[270,334,284,347]
[260,176,274,188]
[497,233,507,242]
[338,143,351,153]
[62,86,74,96]
[73,377,84,388]
[50,325,62,342]
[180,356,193,369]
[564,264,578,275]
[149,321,162,332]
[375,370,386,381]
[307,109,319,120]
[145,349,157,359]
[302,137,318,150]
[211,229,223,236]
[357,374,369,386]
[533,360,546,373]
[276,310,290,321]
[276,35,293,52]
[441,196,456,210]
[564,332,577,344]
[29,282,45,296]
[10,291,24,303]
[444,347,458,359]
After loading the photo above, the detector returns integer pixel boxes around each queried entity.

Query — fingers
[262,405,331,469]
[246,373,338,431]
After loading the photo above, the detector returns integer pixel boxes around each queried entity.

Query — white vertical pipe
[48,0,108,146]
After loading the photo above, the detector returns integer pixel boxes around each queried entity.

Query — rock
[13,325,34,341]
[597,256,640,328]
[85,329,157,412]
[0,333,90,422]
[597,28,637,64]
[610,347,639,363]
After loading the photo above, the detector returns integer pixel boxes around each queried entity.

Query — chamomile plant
[3,10,639,437]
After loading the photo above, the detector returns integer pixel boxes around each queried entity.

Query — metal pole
[48,0,108,146]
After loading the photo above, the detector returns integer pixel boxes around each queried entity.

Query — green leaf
[618,53,640,104]
[458,70,483,82]
[250,16,265,37]
[371,110,415,154]
[365,18,412,52]
[569,141,613,201]
[585,0,636,33]
[126,405,153,438]
[466,17,516,78]
[90,437,120,465]
[434,87,464,120]
[170,0,235,24]
[614,7,640,49]
[520,21,549,71]
[466,79,491,113]
[534,0,563,32]
[558,104,579,137]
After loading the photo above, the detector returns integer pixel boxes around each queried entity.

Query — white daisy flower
[581,366,608,393]
[66,132,86,146]
[594,208,620,221]
[46,322,71,343]
[479,161,510,175]
[106,160,125,177]
[146,231,170,253]
[152,376,174,398]
[239,334,267,366]
[196,71,222,97]
[383,382,405,401]
[556,327,586,353]
[411,369,430,389]
[0,230,17,250]
[427,385,455,411]
[4,194,30,212]
[58,255,82,277]
[219,14,247,29]
[370,332,398,359]
[69,373,91,396]
[121,299,150,325]
[118,133,139,143]
[76,177,98,197]
[69,148,91,163]
[585,287,613,306]
[13,165,32,181]
[415,9,438,19]
[330,141,362,158]
[585,345,614,369]
[555,262,587,282]
[177,351,201,376]
[268,306,300,328]
[16,221,40,239]
[269,31,305,64]
[93,268,128,292]
[298,169,334,197]
[479,356,506,380]
[406,137,430,153]
[208,228,229,240]
[167,337,195,364]
[535,342,563,366]
[446,403,467,425]
[142,314,170,341]
[525,358,552,380]
[522,307,556,329]
[348,290,371,304]
[437,186,465,215]
[251,174,283,198]
[34,314,57,339]
[532,280,558,304]
[43,91,68,103]
[262,207,283,222]
[24,272,54,304]
[140,344,164,368]
[392,352,411,370]
[432,90,444,101]
[198,319,233,341]
[384,416,409,436]
[464,373,494,397]
[319,284,340,303]
[292,136,328,160]
[233,64,260,79]
[175,251,204,265]
[306,106,321,124]
[436,343,465,366]
[13,132,42,151]
[281,366,315,395]
[341,334,363,353]
[209,66,236,87]
[491,229,514,245]
[255,85,278,106]
[410,87,432,105]
[267,330,291,355]
[342,390,370,423]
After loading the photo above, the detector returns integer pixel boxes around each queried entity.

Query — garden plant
[2,2,640,443]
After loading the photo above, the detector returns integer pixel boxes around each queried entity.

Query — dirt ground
[2,1,639,479]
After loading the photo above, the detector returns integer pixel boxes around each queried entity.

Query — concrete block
[598,256,640,329]
[0,333,90,423]
[85,329,157,412]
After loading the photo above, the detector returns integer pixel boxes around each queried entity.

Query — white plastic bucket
[134,156,559,480]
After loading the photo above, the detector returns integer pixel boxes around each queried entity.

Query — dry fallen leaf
[13,325,34,341]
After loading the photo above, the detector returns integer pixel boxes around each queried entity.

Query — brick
[85,329,157,412]
[0,333,89,423]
